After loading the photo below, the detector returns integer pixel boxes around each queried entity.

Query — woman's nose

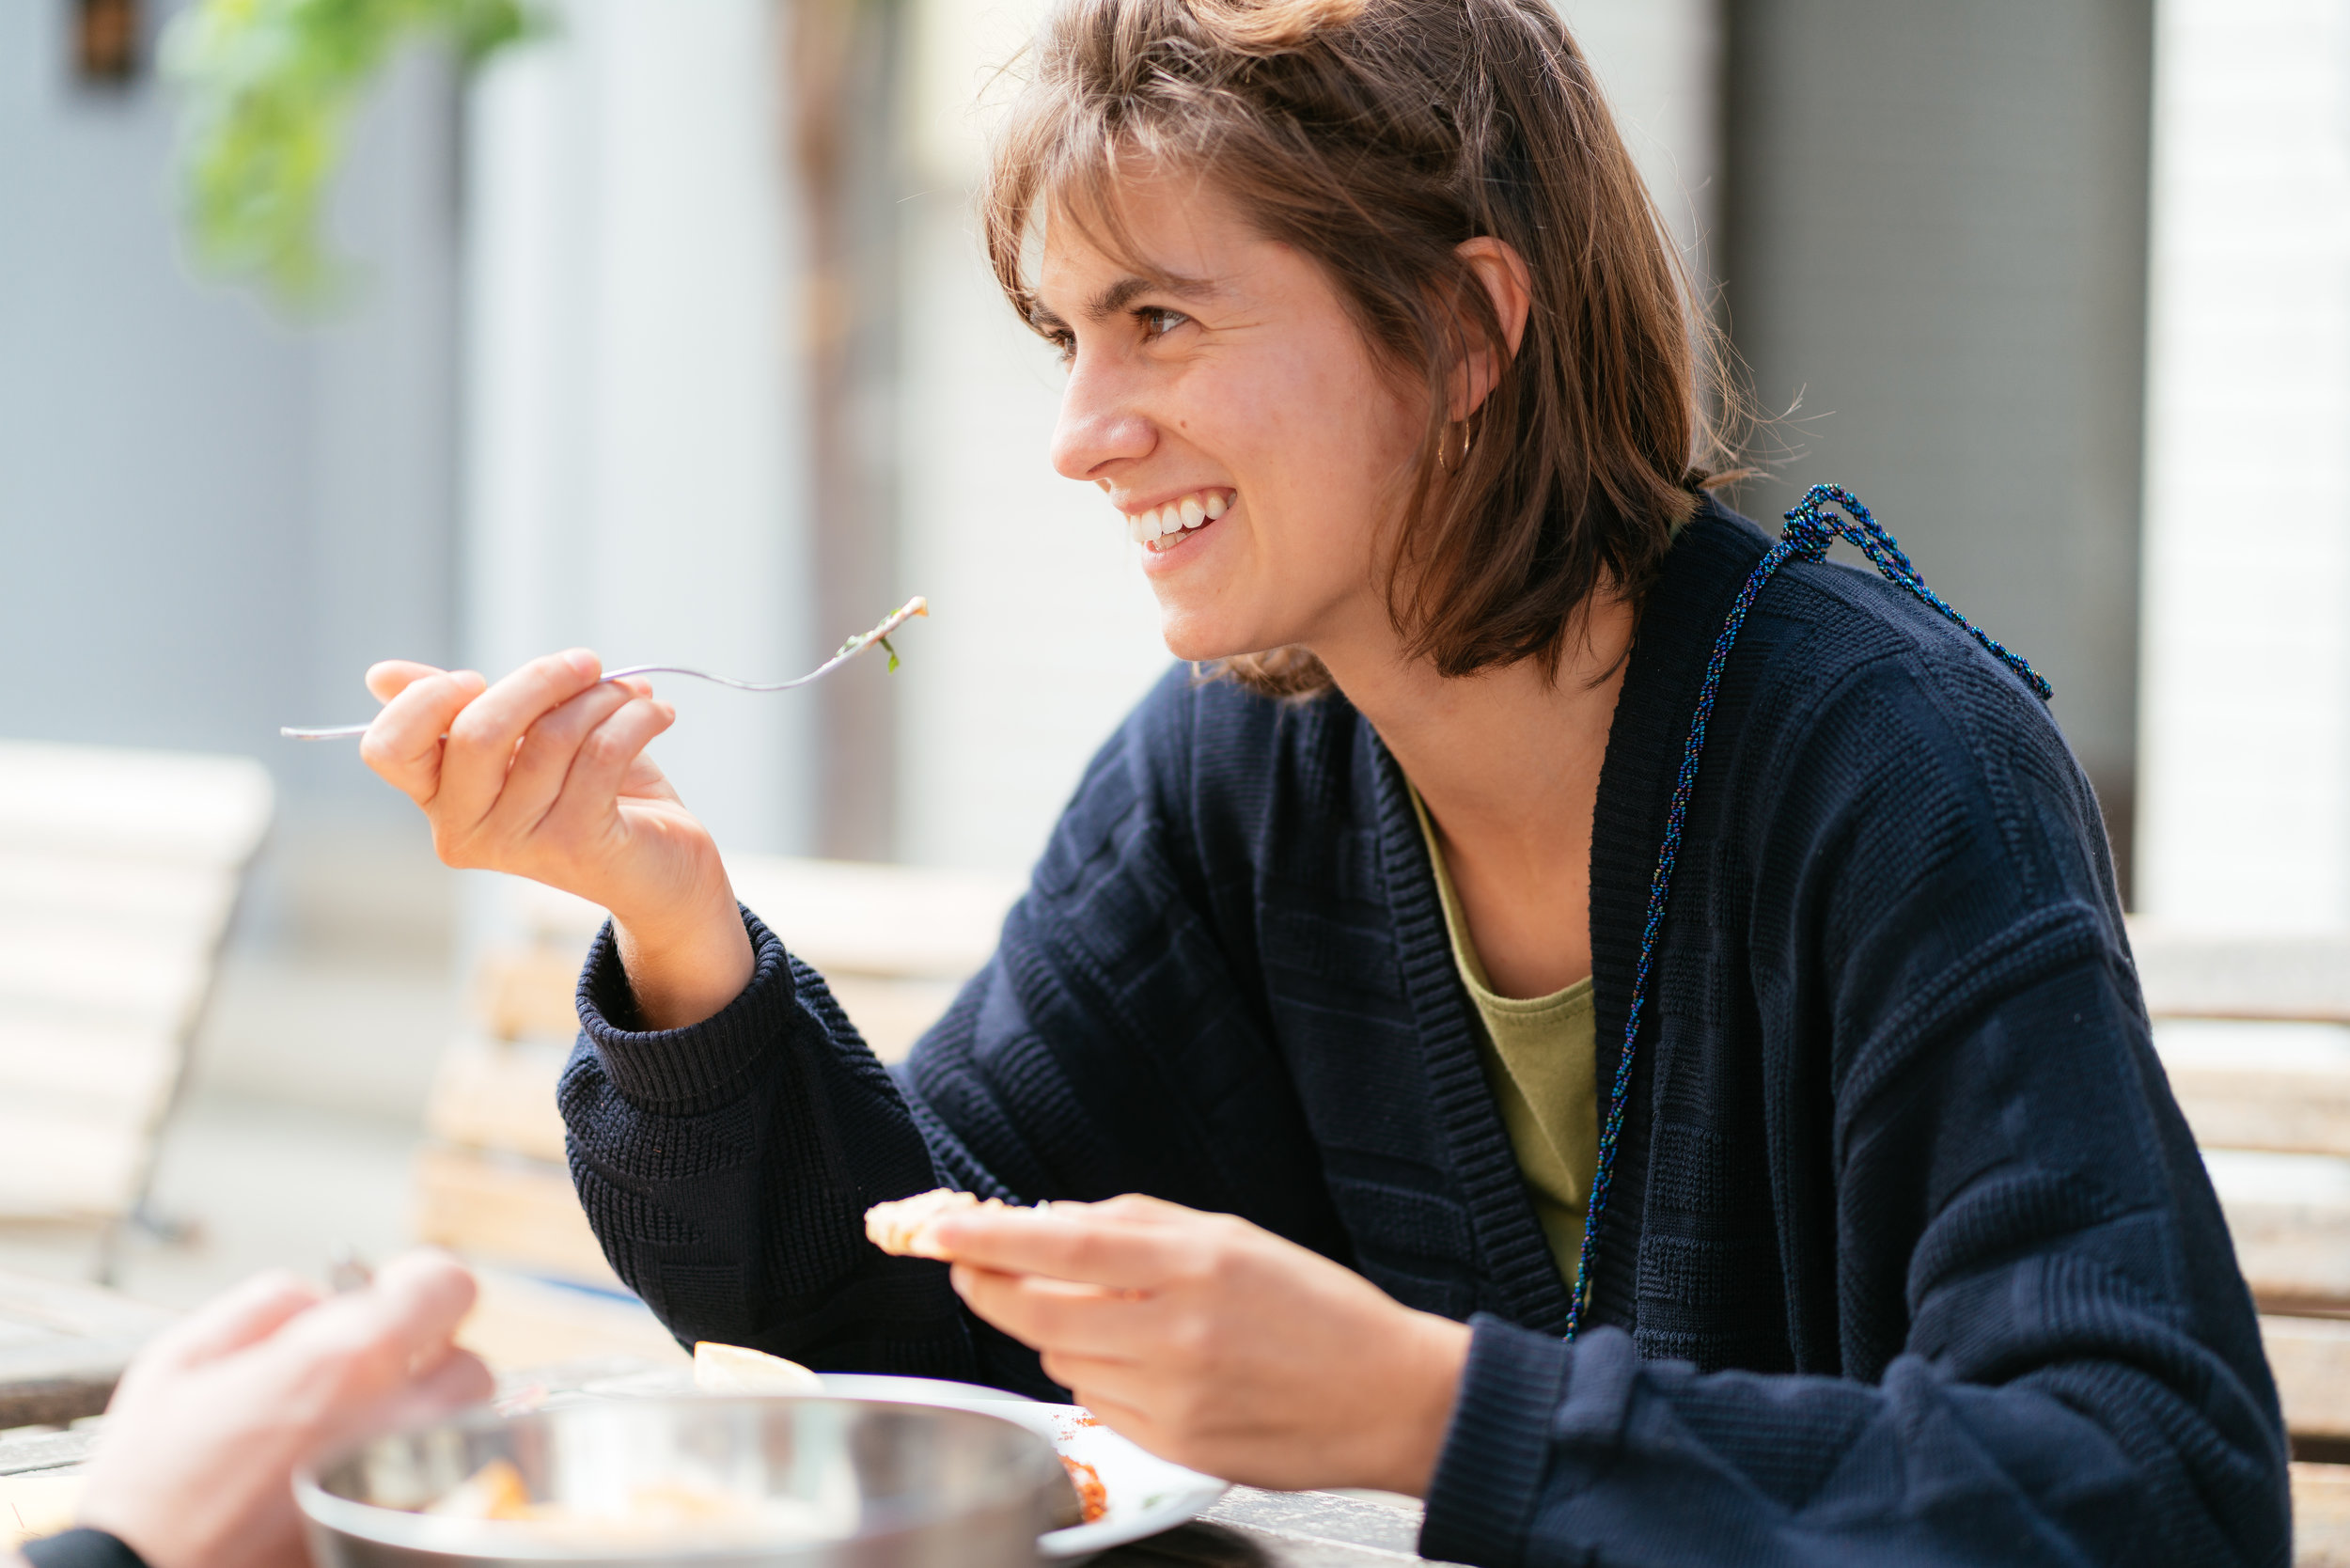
[1051,357,1155,481]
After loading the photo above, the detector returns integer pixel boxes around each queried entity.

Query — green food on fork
[279,596,929,741]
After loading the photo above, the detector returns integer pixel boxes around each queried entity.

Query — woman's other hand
[359,654,751,1028]
[935,1195,1470,1494]
[72,1251,494,1568]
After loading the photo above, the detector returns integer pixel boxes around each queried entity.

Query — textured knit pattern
[563,499,2287,1567]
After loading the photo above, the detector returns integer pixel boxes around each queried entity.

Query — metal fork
[280,596,927,740]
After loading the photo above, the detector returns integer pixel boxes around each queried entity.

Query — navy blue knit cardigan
[562,500,2287,1566]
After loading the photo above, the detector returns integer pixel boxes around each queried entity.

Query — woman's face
[1036,176,1428,664]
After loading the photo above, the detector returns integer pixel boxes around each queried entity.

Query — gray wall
[1722,0,2154,878]
[0,0,462,828]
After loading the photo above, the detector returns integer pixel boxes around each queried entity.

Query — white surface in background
[1559,0,1724,271]
[463,0,812,869]
[2138,0,2350,925]
[891,215,1176,874]
[896,0,1178,874]
[2201,1147,2350,1208]
[2154,1017,2350,1074]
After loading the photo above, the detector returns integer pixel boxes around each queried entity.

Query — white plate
[574,1369,1228,1560]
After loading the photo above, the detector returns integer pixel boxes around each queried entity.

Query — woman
[357,0,2286,1560]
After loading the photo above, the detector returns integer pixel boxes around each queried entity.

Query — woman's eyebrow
[1028,272,1222,335]
[1085,273,1220,321]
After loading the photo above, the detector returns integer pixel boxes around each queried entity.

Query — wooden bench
[0,741,273,1277]
[411,855,1022,1314]
[0,1268,177,1430]
[2131,919,2350,1564]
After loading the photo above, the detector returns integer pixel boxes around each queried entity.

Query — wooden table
[8,1328,2348,1567]
[0,1269,175,1430]
[1105,1488,1451,1567]
[7,1434,1449,1565]
[17,1422,2350,1566]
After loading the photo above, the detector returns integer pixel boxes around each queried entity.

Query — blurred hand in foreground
[936,1194,1470,1495]
[70,1250,493,1568]
[359,655,752,1028]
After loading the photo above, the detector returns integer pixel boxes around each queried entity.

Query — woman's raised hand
[932,1195,1470,1495]
[359,652,752,1028]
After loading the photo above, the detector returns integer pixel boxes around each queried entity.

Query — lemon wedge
[692,1341,824,1395]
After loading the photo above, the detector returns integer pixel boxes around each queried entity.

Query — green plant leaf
[164,0,547,310]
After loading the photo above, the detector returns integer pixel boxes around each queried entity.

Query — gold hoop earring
[1439,418,1473,473]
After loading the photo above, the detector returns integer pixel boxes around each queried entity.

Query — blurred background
[0,0,2344,1389]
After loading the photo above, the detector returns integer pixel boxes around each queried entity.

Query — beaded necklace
[1562,484,2052,1341]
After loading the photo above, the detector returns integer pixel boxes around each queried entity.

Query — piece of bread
[693,1341,825,1395]
[863,1187,1014,1258]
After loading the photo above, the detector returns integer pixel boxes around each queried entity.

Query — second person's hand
[359,651,752,1028]
[72,1251,493,1568]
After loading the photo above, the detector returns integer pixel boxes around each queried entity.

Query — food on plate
[424,1458,532,1521]
[421,1459,816,1544]
[1060,1457,1109,1525]
[864,1187,1017,1259]
[692,1341,824,1395]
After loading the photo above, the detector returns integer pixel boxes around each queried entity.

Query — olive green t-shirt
[1408,787,1599,1290]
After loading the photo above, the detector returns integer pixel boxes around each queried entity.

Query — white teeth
[1123,491,1232,544]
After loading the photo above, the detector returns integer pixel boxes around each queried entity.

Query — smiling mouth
[1125,489,1232,552]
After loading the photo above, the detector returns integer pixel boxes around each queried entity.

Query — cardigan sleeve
[558,904,999,1382]
[1420,650,2288,1568]
[557,666,1333,1392]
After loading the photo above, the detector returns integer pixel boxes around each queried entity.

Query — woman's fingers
[535,690,676,844]
[1073,1193,1194,1226]
[478,678,644,839]
[1034,1355,1162,1426]
[366,659,450,704]
[948,1263,1160,1359]
[360,668,489,805]
[431,651,605,835]
[930,1203,1185,1290]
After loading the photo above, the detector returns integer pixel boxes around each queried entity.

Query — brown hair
[984,0,1732,695]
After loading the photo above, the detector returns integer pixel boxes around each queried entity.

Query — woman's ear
[1449,236,1533,420]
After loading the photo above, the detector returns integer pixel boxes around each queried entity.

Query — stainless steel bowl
[297,1396,1063,1567]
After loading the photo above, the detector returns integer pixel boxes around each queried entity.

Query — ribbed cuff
[1418,1314,1574,1568]
[578,904,800,1114]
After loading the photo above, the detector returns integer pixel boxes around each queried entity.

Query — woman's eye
[1137,306,1189,341]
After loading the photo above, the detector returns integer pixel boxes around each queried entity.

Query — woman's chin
[1159,623,1240,664]
[1155,599,1324,666]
